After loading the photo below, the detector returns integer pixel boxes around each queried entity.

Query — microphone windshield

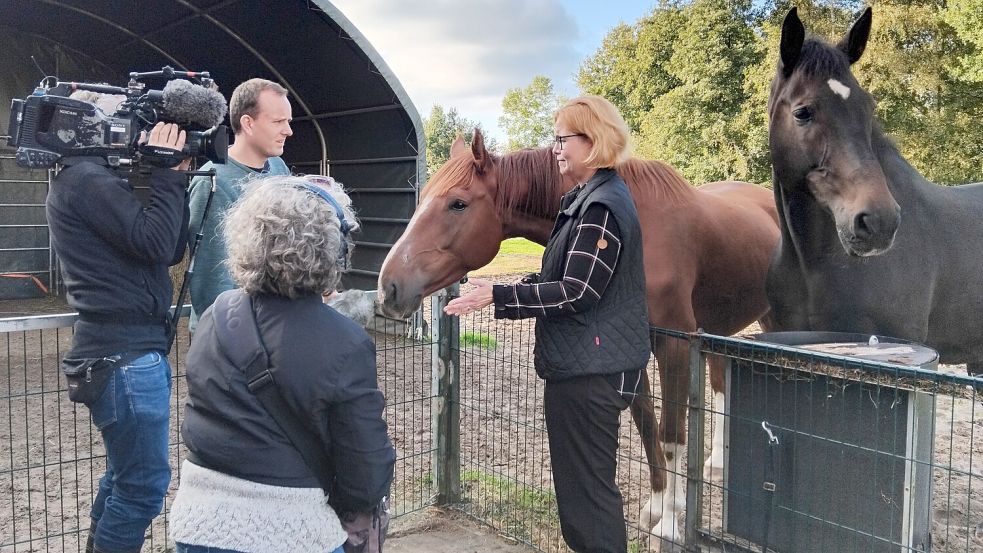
[161,79,227,129]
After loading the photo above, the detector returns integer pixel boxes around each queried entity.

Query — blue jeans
[176,544,345,553]
[88,351,172,552]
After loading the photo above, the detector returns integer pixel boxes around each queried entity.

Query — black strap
[212,290,334,493]
[760,421,782,553]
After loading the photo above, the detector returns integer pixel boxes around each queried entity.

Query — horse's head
[769,7,900,256]
[378,130,505,318]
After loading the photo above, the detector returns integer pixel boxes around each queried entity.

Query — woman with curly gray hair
[169,176,395,553]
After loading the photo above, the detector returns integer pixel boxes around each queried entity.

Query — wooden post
[432,284,461,504]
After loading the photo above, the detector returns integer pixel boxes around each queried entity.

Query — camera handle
[167,168,217,354]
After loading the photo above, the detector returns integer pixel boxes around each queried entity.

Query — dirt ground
[1,284,981,552]
[387,508,533,552]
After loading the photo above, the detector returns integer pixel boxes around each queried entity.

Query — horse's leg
[704,355,726,482]
[639,332,691,546]
[633,360,666,530]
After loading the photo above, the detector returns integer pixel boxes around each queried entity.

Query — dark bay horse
[378,130,779,542]
[768,7,983,375]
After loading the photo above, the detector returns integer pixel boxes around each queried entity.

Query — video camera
[5,66,228,169]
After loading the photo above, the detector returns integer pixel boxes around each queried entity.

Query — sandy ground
[387,508,533,552]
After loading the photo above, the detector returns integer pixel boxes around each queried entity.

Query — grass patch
[461,469,560,546]
[461,330,497,349]
[473,238,543,277]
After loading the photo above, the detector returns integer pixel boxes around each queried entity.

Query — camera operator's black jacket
[182,293,396,513]
[46,160,189,358]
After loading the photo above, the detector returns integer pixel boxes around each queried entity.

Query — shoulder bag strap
[212,290,334,493]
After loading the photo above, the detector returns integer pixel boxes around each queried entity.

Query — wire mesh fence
[450,311,983,553]
[4,298,981,553]
[0,299,439,552]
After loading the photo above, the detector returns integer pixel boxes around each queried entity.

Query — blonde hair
[554,95,631,168]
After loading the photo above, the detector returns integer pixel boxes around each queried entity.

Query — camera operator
[187,78,292,333]
[46,121,191,553]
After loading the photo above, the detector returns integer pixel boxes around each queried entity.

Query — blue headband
[296,182,352,268]
[296,182,352,236]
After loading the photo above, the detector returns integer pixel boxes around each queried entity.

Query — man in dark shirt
[46,122,190,553]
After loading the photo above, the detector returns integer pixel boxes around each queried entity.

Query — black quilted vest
[534,168,651,380]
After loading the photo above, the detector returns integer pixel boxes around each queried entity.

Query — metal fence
[4,298,982,553]
[0,300,440,552]
[451,314,983,553]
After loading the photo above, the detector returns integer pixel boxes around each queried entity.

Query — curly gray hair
[222,175,358,298]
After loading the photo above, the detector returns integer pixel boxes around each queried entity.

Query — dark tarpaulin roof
[0,0,424,291]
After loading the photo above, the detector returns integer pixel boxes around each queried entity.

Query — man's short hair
[228,78,288,134]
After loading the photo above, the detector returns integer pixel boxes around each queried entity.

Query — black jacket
[534,169,651,379]
[182,293,396,512]
[46,160,189,357]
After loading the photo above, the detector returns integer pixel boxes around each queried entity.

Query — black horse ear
[837,7,872,65]
[780,7,806,78]
[471,128,490,174]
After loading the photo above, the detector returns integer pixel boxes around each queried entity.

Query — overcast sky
[329,0,656,143]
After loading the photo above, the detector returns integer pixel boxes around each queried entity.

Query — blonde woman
[446,96,649,552]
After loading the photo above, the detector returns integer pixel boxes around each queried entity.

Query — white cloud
[330,0,583,141]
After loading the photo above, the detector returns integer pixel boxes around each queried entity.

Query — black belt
[78,311,166,326]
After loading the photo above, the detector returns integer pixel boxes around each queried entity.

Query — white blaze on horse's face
[827,79,852,100]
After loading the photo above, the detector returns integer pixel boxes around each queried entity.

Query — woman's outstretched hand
[444,278,494,316]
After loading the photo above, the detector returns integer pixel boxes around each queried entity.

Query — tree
[635,0,766,183]
[577,5,686,132]
[943,0,983,82]
[498,76,565,151]
[857,0,983,183]
[422,104,496,178]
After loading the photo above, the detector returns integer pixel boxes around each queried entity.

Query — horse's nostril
[854,212,874,238]
[388,282,398,303]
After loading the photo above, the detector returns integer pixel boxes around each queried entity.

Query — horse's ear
[837,7,872,65]
[450,135,468,157]
[780,7,805,78]
[471,128,490,174]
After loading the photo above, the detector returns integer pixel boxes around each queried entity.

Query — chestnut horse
[768,8,983,375]
[378,131,779,544]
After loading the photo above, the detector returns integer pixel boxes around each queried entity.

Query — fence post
[432,284,461,504]
[684,331,707,551]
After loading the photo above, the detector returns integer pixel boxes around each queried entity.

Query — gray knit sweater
[169,460,347,552]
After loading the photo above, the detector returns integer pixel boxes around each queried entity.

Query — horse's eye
[449,199,468,211]
[793,106,814,124]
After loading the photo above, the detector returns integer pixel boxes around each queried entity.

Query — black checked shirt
[493,203,622,320]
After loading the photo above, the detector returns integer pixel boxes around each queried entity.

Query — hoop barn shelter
[0,0,425,298]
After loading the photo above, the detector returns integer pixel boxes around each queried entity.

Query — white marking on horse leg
[827,78,852,100]
[638,491,661,532]
[704,392,726,482]
[650,443,685,547]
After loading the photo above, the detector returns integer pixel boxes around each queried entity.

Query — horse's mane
[422,147,696,219]
[615,157,695,205]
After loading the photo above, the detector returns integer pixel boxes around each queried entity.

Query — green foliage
[423,104,497,178]
[498,75,565,151]
[578,5,686,132]
[578,0,983,185]
[944,0,983,82]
